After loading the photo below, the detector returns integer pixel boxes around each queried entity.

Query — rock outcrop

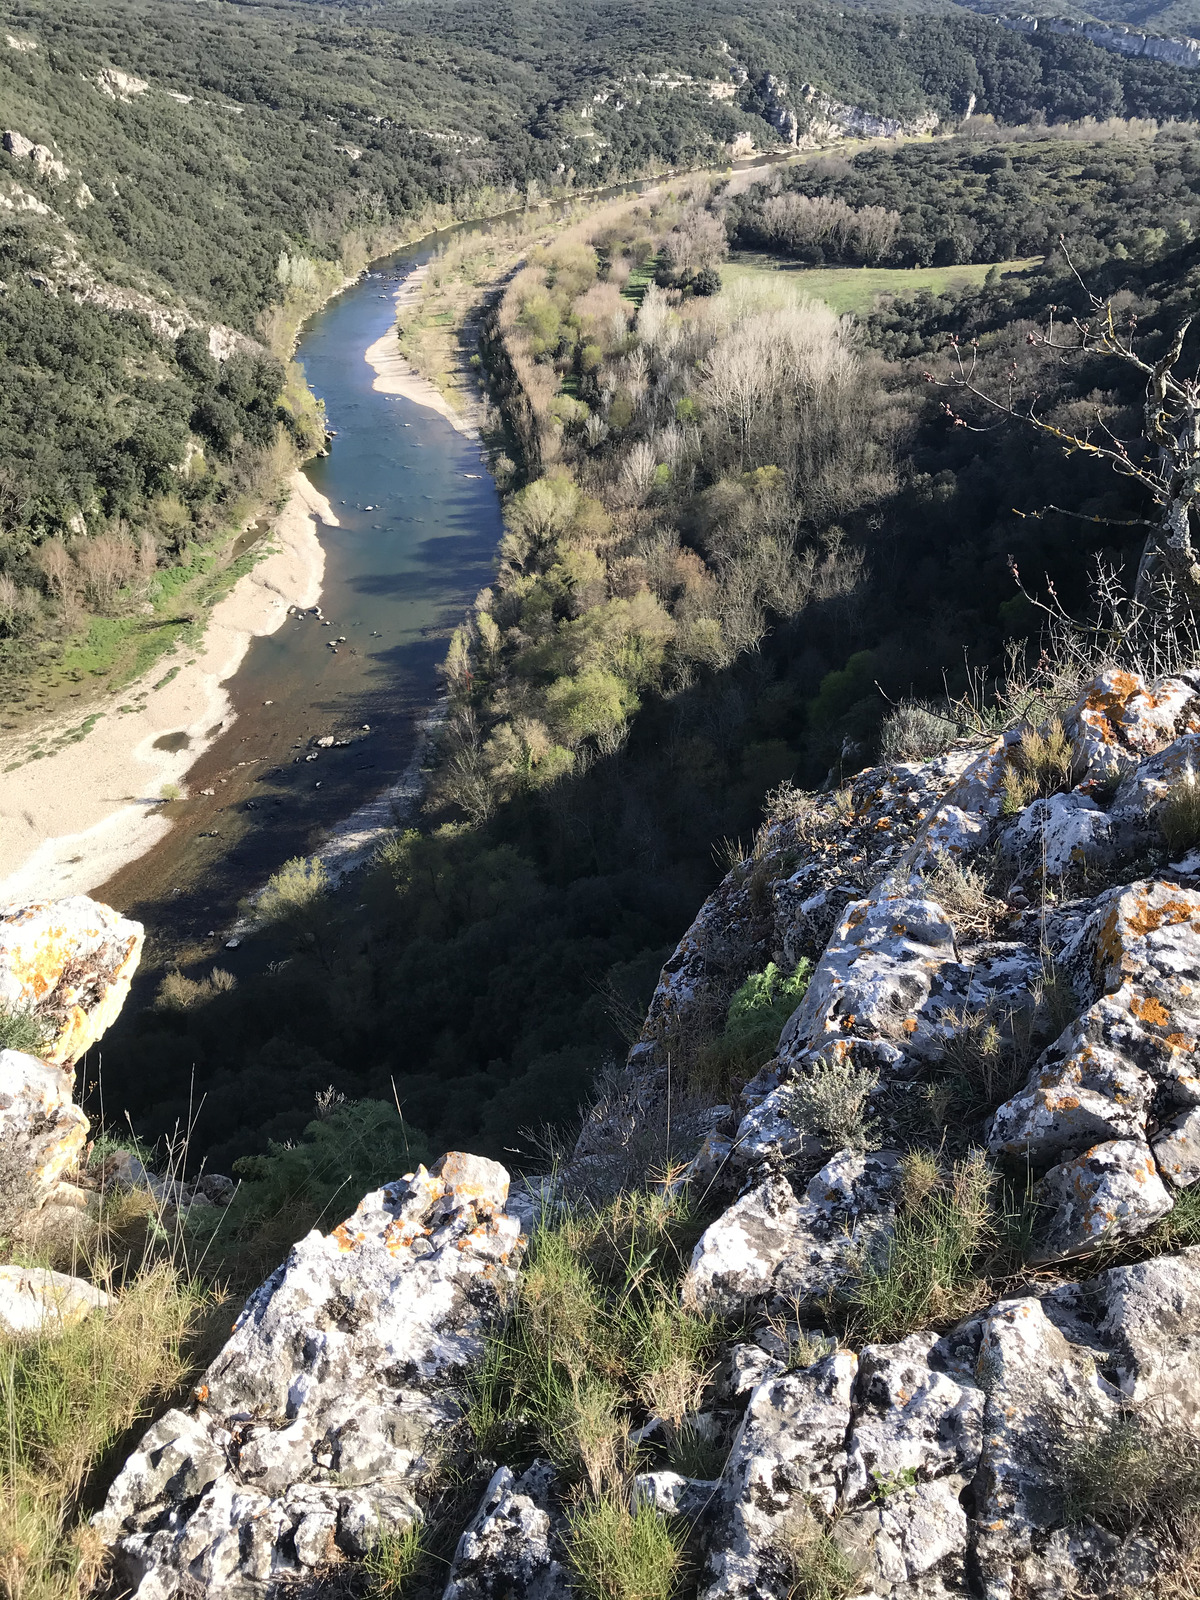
[1001,13,1200,71]
[0,896,143,1214]
[77,667,1200,1600]
[96,1153,525,1599]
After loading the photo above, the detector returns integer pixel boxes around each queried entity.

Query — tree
[937,260,1200,618]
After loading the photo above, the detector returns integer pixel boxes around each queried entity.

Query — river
[94,237,504,966]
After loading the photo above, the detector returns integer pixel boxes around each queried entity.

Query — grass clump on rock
[1160,772,1200,857]
[0,1006,51,1057]
[566,1494,686,1600]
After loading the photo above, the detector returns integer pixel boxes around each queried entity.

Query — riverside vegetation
[102,117,1200,1174]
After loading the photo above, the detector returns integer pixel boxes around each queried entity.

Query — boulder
[1030,1139,1173,1264]
[0,1049,90,1210]
[1070,669,1200,781]
[0,897,144,1068]
[686,1150,900,1314]
[701,1351,858,1597]
[95,1154,524,1598]
[443,1462,570,1600]
[1001,791,1113,875]
[0,1264,107,1334]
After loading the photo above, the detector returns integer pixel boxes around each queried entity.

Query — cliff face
[1000,12,1200,69]
[14,667,1200,1598]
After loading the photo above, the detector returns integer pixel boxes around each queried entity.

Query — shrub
[159,782,182,803]
[228,1097,433,1240]
[154,967,238,1012]
[565,1496,686,1600]
[0,1006,50,1056]
[878,700,958,764]
[692,959,811,1096]
[781,1056,879,1152]
[255,854,329,923]
[1160,773,1200,856]
[919,854,1005,939]
[844,1151,994,1341]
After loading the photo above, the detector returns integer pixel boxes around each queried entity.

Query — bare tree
[936,254,1200,617]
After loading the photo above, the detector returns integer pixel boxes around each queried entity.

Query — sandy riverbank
[364,264,481,438]
[0,472,333,905]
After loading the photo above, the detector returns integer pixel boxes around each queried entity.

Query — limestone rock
[96,66,149,99]
[686,1151,900,1314]
[1090,1245,1200,1427]
[443,1462,570,1600]
[0,897,144,1068]
[1151,1103,1200,1186]
[0,1049,90,1206]
[1030,1139,1173,1264]
[701,1351,858,1597]
[780,893,958,1060]
[1002,791,1113,875]
[96,1154,524,1598]
[0,1265,107,1334]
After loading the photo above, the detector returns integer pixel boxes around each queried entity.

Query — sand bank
[364,264,480,438]
[0,471,333,905]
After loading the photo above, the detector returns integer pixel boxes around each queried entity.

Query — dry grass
[919,854,1007,940]
[771,1509,858,1600]
[1160,774,1200,857]
[0,1260,208,1600]
[1001,716,1084,816]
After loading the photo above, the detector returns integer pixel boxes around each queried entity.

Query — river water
[96,236,503,963]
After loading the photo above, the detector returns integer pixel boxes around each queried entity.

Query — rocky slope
[7,667,1200,1597]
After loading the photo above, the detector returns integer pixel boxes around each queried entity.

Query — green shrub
[255,854,329,923]
[691,959,811,1098]
[228,1097,433,1238]
[0,1006,51,1056]
[1057,1412,1200,1535]
[565,1495,686,1600]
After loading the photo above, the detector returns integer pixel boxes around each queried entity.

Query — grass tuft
[1160,773,1200,857]
[0,1007,52,1057]
[1000,716,1082,816]
[843,1151,994,1342]
[565,1494,686,1600]
[771,1508,857,1600]
[360,1522,425,1599]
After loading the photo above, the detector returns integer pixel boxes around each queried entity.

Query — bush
[1056,1412,1200,1536]
[228,1096,433,1239]
[1160,773,1200,856]
[781,1056,879,1153]
[254,855,329,923]
[878,700,958,764]
[692,959,811,1096]
[566,1496,686,1600]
